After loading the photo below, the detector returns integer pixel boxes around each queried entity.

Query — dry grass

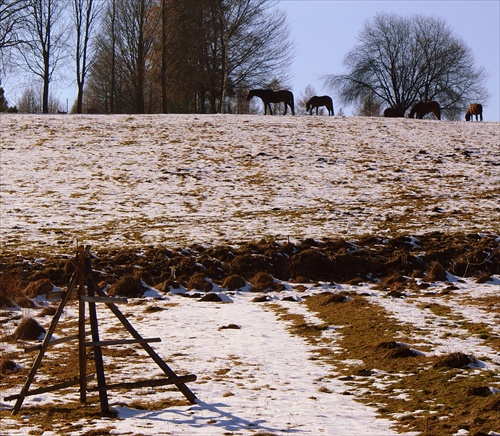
[272,292,500,435]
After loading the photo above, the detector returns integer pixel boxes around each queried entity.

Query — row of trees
[0,0,294,114]
[325,13,489,120]
[1,3,489,117]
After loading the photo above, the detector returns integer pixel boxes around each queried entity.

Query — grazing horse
[383,107,405,118]
[465,103,483,121]
[247,89,295,115]
[409,101,441,120]
[306,95,334,116]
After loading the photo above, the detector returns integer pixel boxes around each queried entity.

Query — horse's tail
[434,103,441,120]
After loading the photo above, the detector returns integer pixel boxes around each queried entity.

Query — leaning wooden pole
[12,269,80,414]
[89,277,198,404]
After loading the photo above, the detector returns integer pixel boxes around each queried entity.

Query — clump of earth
[1,232,498,300]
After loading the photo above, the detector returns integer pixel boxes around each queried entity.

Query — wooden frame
[7,245,198,415]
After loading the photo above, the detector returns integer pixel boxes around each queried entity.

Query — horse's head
[306,101,311,111]
[247,90,254,101]
[465,111,471,121]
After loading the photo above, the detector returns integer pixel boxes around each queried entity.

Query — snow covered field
[1,114,499,251]
[1,114,499,435]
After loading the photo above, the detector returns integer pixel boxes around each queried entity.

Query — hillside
[0,114,499,435]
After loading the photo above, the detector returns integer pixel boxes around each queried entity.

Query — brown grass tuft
[187,272,213,292]
[433,351,476,369]
[24,278,54,298]
[0,275,25,308]
[424,261,447,282]
[250,272,275,292]
[222,274,247,291]
[108,274,146,297]
[10,317,46,341]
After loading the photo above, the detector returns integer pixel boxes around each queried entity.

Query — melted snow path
[108,292,414,435]
[1,291,416,435]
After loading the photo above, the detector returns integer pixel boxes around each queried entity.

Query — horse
[465,103,483,121]
[247,89,295,115]
[383,107,405,118]
[306,95,334,116]
[409,101,441,120]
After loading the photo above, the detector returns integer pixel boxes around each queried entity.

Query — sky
[277,0,500,121]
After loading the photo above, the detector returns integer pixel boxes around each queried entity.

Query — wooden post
[78,287,87,403]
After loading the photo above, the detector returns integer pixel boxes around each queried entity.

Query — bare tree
[298,84,316,115]
[215,0,294,113]
[16,82,60,112]
[86,0,293,114]
[72,0,102,113]
[16,0,69,113]
[0,0,30,81]
[0,0,30,51]
[324,13,489,119]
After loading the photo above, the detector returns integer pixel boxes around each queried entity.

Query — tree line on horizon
[0,1,489,119]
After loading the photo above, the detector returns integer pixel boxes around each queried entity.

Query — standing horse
[306,95,334,116]
[465,103,483,121]
[409,101,441,120]
[247,89,295,115]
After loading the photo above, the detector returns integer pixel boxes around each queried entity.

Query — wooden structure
[7,245,197,415]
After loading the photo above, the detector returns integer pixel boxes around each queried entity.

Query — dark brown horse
[409,101,441,120]
[465,103,483,121]
[306,95,334,116]
[383,107,405,118]
[247,89,295,115]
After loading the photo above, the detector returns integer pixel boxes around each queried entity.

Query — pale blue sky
[278,0,500,121]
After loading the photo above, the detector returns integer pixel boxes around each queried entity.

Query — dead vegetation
[1,232,498,297]
[274,291,500,435]
[0,231,498,434]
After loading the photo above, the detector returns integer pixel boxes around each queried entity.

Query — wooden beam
[87,375,197,392]
[24,331,92,353]
[90,279,198,404]
[5,375,95,401]
[84,337,161,347]
[79,295,128,304]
